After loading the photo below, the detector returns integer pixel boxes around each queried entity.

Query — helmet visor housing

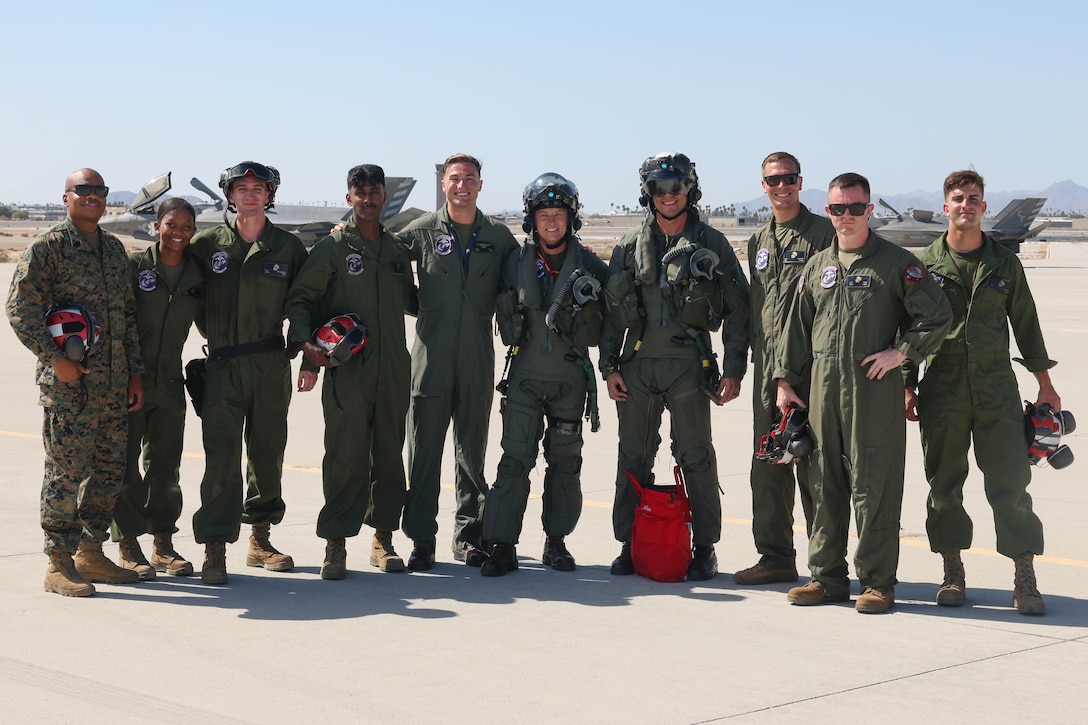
[639,153,699,208]
[522,173,581,233]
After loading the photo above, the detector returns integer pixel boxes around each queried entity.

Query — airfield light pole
[435,163,444,211]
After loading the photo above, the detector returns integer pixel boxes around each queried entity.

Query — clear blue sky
[4,1,1083,214]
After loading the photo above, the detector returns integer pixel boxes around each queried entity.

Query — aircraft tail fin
[991,198,1045,235]
[191,177,225,209]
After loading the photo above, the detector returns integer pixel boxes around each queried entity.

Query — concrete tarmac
[1,243,1086,724]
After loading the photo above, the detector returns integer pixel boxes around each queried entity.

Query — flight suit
[602,214,750,546]
[398,206,519,549]
[285,223,416,539]
[906,232,1052,557]
[483,238,609,545]
[6,219,144,554]
[776,232,951,595]
[111,245,203,541]
[189,220,308,544]
[747,205,835,569]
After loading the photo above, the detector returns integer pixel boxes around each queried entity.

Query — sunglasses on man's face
[66,184,110,198]
[763,173,799,187]
[827,202,870,217]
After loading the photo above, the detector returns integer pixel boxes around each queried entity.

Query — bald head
[65,168,104,189]
[63,168,108,232]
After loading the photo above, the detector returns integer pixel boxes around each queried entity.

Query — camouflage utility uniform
[6,219,144,554]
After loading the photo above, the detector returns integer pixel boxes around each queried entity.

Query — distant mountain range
[735,180,1088,218]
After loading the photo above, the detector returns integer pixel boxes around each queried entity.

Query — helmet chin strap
[654,204,689,222]
[538,233,569,251]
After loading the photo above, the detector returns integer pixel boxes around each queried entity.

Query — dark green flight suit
[602,213,750,547]
[112,245,204,541]
[189,220,308,544]
[285,223,416,539]
[776,232,951,595]
[6,219,144,554]
[747,205,835,569]
[483,238,609,545]
[906,233,1052,558]
[399,207,519,550]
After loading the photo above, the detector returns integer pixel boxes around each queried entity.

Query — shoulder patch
[904,264,925,284]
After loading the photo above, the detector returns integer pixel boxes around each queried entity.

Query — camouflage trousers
[40,385,129,554]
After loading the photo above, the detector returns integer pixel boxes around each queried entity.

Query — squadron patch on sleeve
[345,253,364,275]
[754,248,770,271]
[138,269,157,292]
[796,274,805,294]
[904,264,925,284]
[211,251,229,274]
[820,265,838,289]
[434,234,454,256]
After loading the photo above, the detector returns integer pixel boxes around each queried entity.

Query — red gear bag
[627,466,693,582]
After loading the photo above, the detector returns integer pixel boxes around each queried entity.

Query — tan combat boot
[370,530,405,572]
[1013,552,1045,615]
[202,541,228,585]
[247,523,294,571]
[151,533,194,577]
[74,541,140,584]
[321,538,347,580]
[118,538,157,581]
[936,550,966,607]
[44,551,95,597]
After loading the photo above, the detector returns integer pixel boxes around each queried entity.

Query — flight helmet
[46,305,104,362]
[638,153,701,213]
[312,313,368,367]
[522,173,581,234]
[219,161,281,211]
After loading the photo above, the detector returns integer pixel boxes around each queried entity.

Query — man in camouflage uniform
[189,161,308,585]
[736,152,835,586]
[6,167,146,597]
[602,153,750,582]
[905,169,1060,615]
[777,172,951,613]
[111,198,204,579]
[287,164,417,580]
[480,173,609,576]
[399,153,519,570]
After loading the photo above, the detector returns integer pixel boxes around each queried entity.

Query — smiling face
[534,207,569,250]
[155,208,197,261]
[441,162,481,214]
[944,183,987,233]
[761,158,802,220]
[229,178,270,216]
[63,168,107,231]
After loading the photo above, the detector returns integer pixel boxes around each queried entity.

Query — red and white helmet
[1025,401,1075,469]
[46,306,104,362]
[312,313,367,366]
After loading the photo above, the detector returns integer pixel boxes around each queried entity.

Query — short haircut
[762,152,801,175]
[943,169,985,198]
[156,196,197,223]
[443,153,482,176]
[347,164,386,190]
[828,172,870,197]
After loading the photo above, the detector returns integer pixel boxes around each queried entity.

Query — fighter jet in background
[871,197,1049,252]
[101,172,421,246]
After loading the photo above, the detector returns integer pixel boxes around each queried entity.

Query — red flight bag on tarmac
[627,466,692,582]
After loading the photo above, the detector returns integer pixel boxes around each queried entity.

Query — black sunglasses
[763,173,799,187]
[827,202,870,216]
[66,184,110,198]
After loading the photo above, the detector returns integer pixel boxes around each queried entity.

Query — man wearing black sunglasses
[736,152,835,587]
[7,168,146,596]
[775,172,951,613]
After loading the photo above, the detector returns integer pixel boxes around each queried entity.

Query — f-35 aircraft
[101,172,421,246]
[870,197,1049,252]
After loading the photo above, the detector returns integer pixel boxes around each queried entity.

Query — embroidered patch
[820,266,837,289]
[535,257,547,278]
[138,269,157,292]
[755,248,770,271]
[845,274,872,288]
[263,262,288,278]
[434,234,453,256]
[988,275,1012,295]
[784,249,808,264]
[930,271,946,288]
[211,251,229,274]
[796,274,805,294]
[904,264,925,284]
[345,253,364,275]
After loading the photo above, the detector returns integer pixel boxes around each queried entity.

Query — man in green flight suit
[480,173,609,576]
[6,167,145,597]
[904,169,1060,615]
[736,152,835,586]
[189,161,308,585]
[112,198,204,579]
[399,153,519,570]
[777,172,952,613]
[602,153,750,582]
[287,164,417,580]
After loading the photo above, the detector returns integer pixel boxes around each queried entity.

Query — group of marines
[6,150,1060,616]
